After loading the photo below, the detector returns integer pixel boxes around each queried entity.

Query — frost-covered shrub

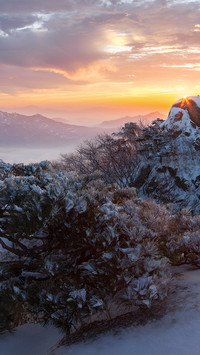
[0,167,169,333]
[2,161,200,334]
[166,229,200,267]
[38,183,169,331]
[134,203,200,266]
[0,162,63,238]
[0,160,11,180]
[11,160,50,177]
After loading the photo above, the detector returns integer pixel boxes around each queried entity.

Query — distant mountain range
[0,111,100,147]
[99,111,166,128]
[0,110,166,148]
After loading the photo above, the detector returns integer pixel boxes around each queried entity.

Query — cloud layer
[0,0,200,115]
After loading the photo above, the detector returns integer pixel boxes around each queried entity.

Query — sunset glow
[1,0,200,123]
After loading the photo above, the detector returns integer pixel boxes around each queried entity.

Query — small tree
[61,122,144,187]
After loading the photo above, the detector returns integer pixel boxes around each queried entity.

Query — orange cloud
[1,0,200,123]
[31,61,117,82]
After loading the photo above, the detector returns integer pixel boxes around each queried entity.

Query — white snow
[1,266,200,355]
[55,266,200,355]
[162,106,199,137]
[62,312,200,355]
[162,95,200,136]
[0,324,61,355]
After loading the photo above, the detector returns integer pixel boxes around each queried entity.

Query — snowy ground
[1,265,200,355]
[0,324,61,355]
[58,265,200,355]
[63,310,200,355]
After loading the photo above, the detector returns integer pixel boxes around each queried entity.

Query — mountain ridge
[0,110,101,147]
[0,109,166,148]
[100,111,166,128]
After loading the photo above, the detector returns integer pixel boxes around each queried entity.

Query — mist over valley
[0,110,165,163]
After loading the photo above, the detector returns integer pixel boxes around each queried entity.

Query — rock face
[162,96,200,135]
[133,96,200,215]
[171,96,200,127]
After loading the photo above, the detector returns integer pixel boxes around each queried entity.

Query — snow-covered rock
[133,96,200,214]
[162,96,200,136]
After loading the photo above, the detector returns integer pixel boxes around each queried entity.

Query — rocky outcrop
[133,97,200,214]
[162,96,200,136]
[171,96,200,127]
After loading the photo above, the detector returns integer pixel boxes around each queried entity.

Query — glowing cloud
[0,0,200,122]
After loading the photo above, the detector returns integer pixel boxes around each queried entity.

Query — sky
[0,0,200,124]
